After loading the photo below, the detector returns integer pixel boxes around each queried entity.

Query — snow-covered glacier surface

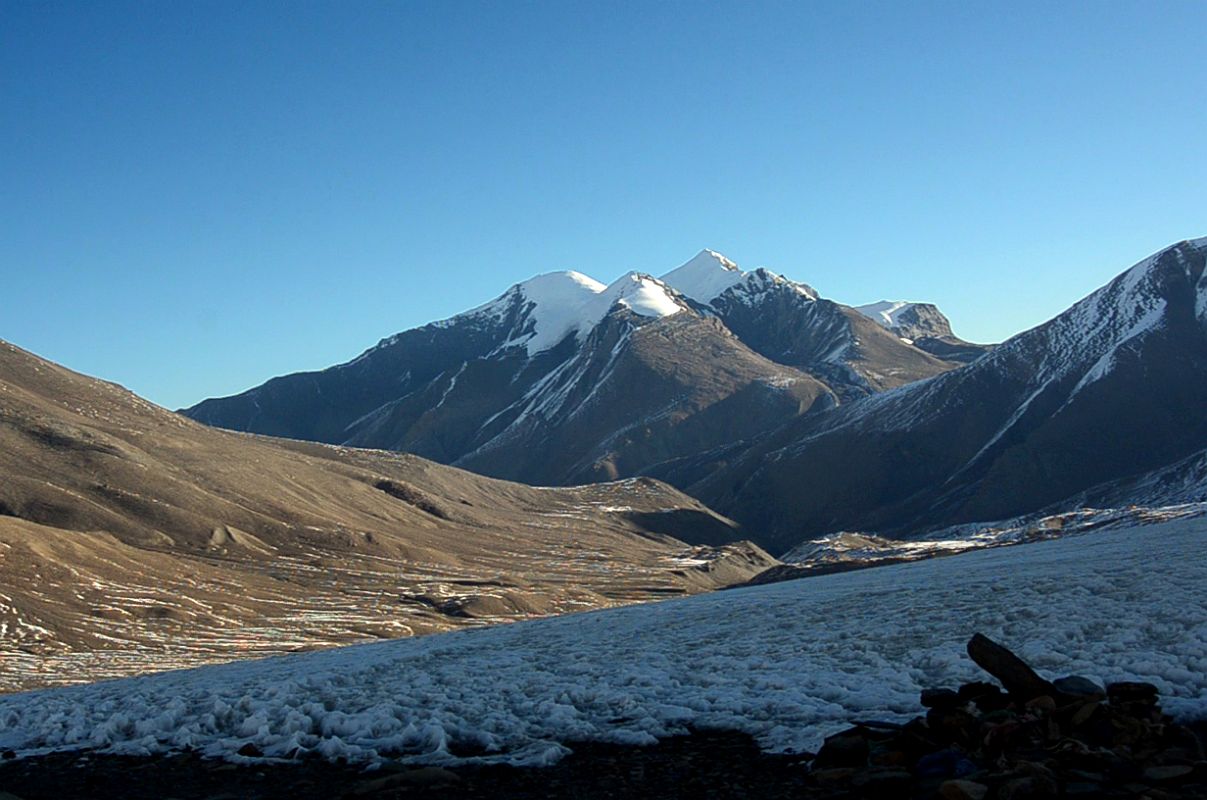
[1,519,1204,766]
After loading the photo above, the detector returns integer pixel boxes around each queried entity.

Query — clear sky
[3,1,1205,409]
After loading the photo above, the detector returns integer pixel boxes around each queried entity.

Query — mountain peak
[856,300,921,328]
[478,270,686,356]
[698,249,741,271]
[855,300,955,341]
[517,270,607,296]
[660,250,747,304]
[597,272,685,319]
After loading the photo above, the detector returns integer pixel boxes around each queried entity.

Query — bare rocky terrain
[0,339,775,692]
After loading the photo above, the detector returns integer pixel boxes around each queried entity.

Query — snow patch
[475,271,682,357]
[855,301,920,330]
[595,273,684,319]
[1068,301,1166,399]
[511,271,608,354]
[431,363,467,411]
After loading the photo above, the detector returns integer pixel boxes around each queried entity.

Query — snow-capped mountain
[662,250,958,397]
[676,238,1207,552]
[450,269,687,357]
[184,251,968,485]
[855,300,990,363]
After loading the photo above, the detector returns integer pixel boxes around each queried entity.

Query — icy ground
[1,519,1204,766]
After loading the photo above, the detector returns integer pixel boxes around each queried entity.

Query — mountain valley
[0,339,773,691]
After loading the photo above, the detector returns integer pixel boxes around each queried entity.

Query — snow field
[0,519,1203,767]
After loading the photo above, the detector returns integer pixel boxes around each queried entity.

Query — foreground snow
[1,520,1204,766]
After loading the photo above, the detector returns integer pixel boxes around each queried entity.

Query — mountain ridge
[680,237,1207,552]
[183,250,969,486]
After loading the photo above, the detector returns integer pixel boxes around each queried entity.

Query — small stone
[981,708,1017,723]
[1070,700,1100,727]
[997,776,1057,800]
[921,688,961,709]
[1162,723,1206,760]
[869,748,910,767]
[810,767,857,784]
[1063,782,1102,797]
[813,728,869,769]
[1143,764,1193,782]
[926,707,979,746]
[1141,790,1178,800]
[959,680,1008,712]
[0,749,15,760]
[957,680,999,702]
[851,767,912,791]
[939,779,989,800]
[1025,694,1056,712]
[1106,681,1159,705]
[916,749,978,779]
[235,742,262,758]
[1054,675,1106,699]
[998,761,1059,798]
[983,719,1031,752]
[1109,713,1150,746]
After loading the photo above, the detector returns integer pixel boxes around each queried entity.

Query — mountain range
[4,236,1206,689]
[665,237,1207,551]
[184,251,982,487]
[184,239,1207,555]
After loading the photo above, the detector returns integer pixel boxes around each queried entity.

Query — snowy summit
[421,249,831,359]
[659,249,747,304]
[454,269,686,356]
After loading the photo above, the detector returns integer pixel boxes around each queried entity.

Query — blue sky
[3,1,1205,409]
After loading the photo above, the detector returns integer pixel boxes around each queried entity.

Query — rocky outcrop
[798,633,1207,798]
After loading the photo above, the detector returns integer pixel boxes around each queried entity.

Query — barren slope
[0,340,772,691]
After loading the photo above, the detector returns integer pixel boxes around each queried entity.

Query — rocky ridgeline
[804,634,1207,799]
